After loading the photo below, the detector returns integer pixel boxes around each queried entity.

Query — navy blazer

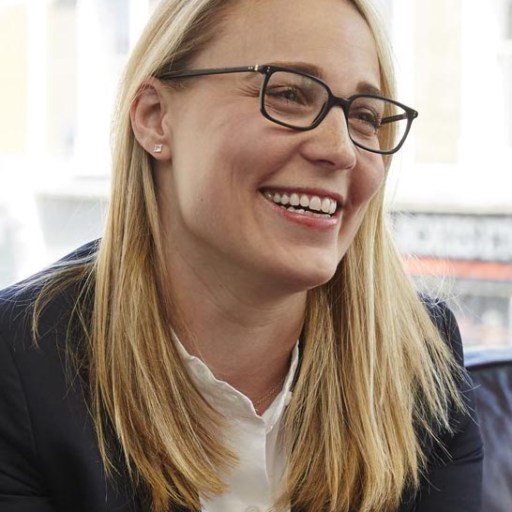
[0,244,483,512]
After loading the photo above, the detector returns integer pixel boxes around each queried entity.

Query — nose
[300,106,357,171]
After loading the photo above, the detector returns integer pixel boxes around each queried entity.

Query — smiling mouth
[262,190,339,218]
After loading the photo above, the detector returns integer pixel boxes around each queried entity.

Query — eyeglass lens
[263,70,409,153]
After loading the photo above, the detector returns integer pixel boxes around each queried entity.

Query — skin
[130,0,385,411]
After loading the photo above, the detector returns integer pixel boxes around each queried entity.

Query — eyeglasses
[158,64,418,155]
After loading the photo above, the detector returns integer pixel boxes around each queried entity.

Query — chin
[275,259,339,293]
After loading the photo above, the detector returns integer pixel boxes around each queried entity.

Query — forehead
[193,0,381,91]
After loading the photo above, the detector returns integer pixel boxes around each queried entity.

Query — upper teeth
[264,191,337,215]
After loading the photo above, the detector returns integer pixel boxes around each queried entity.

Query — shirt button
[245,507,260,512]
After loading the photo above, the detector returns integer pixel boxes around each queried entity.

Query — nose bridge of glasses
[317,94,352,134]
[309,94,356,157]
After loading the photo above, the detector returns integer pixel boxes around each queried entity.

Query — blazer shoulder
[421,297,464,365]
[0,239,99,351]
[0,241,134,511]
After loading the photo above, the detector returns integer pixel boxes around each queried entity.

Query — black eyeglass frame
[158,64,419,155]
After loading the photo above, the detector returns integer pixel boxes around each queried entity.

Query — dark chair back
[465,347,512,512]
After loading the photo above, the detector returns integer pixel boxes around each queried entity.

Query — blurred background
[0,0,511,347]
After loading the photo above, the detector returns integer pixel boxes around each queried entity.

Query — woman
[0,0,483,511]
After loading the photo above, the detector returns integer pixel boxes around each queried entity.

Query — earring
[153,143,163,153]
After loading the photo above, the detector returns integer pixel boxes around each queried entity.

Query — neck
[165,250,306,407]
[252,372,289,415]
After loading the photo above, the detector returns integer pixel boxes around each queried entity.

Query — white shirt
[175,338,299,512]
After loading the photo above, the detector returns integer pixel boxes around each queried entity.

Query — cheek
[213,109,296,164]
[350,155,386,206]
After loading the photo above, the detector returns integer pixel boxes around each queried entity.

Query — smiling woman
[0,1,482,512]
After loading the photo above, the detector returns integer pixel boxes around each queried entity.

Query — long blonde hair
[33,1,464,511]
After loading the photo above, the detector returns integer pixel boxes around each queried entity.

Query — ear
[130,78,172,160]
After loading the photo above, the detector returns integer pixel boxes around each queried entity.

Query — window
[388,0,512,347]
[500,0,512,146]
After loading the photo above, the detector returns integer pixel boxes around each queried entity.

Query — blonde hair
[33,1,464,511]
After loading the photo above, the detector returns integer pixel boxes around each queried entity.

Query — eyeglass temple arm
[158,65,260,80]
[381,113,412,125]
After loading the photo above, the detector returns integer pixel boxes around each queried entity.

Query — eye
[263,71,325,122]
[266,85,309,105]
[348,108,383,135]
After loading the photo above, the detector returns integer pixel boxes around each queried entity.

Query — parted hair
[33,1,464,511]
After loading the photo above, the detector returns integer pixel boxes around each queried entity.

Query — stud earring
[153,143,163,153]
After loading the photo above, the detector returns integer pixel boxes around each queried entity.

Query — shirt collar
[174,333,299,432]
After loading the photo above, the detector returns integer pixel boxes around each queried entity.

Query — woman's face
[156,0,385,294]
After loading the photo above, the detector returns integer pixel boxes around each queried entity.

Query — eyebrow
[356,82,383,96]
[264,60,384,96]
[267,60,325,78]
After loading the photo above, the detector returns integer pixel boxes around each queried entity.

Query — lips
[262,189,339,217]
